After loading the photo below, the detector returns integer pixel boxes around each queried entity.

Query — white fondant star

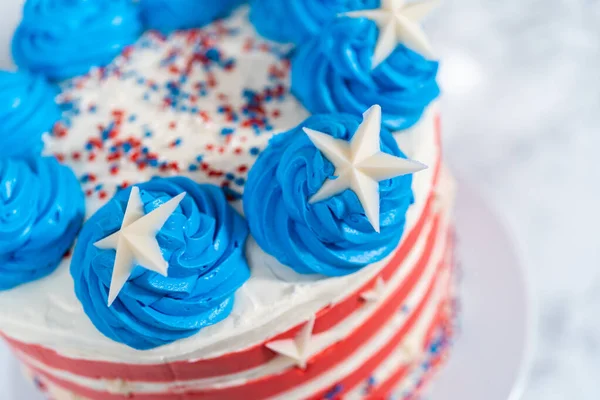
[266,316,316,370]
[303,104,427,233]
[360,276,387,303]
[342,0,438,68]
[94,186,186,307]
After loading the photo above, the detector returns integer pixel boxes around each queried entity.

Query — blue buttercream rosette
[12,0,143,81]
[250,0,379,44]
[140,0,244,33]
[292,16,440,131]
[0,157,84,290]
[243,113,414,277]
[0,70,61,158]
[71,177,250,350]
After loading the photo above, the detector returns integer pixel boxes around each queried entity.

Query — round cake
[0,1,456,399]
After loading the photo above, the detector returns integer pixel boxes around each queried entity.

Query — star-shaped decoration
[342,0,438,68]
[266,316,316,370]
[303,104,427,233]
[360,276,387,303]
[94,186,186,307]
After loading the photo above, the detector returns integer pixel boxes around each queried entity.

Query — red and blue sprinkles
[44,8,308,208]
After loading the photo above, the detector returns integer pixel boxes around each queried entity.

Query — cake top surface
[0,1,442,353]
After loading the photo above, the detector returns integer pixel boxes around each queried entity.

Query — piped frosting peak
[140,0,244,33]
[12,0,143,81]
[0,70,61,158]
[244,111,416,277]
[0,156,84,290]
[291,15,440,131]
[71,177,250,350]
[250,0,379,44]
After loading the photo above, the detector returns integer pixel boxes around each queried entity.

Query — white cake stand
[0,176,534,400]
[427,177,534,400]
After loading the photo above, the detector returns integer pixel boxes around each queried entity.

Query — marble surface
[427,0,600,398]
[0,0,598,399]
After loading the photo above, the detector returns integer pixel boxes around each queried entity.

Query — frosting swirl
[0,157,84,290]
[140,0,243,33]
[71,178,250,350]
[291,17,440,131]
[0,70,61,158]
[12,0,143,81]
[244,113,414,277]
[250,0,379,44]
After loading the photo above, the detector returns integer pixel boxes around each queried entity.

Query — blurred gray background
[427,0,600,398]
[0,0,599,399]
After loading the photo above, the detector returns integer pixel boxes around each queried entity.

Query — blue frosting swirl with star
[243,113,414,277]
[291,17,440,131]
[71,178,250,350]
[250,0,379,44]
[140,0,243,33]
[0,70,61,158]
[0,157,84,290]
[12,0,143,81]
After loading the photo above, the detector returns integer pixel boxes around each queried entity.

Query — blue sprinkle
[188,164,198,172]
[225,173,235,181]
[122,143,132,152]
[142,147,149,154]
[128,114,137,122]
[149,159,159,167]
[191,107,199,113]
[137,77,145,84]
[249,147,260,156]
[196,155,203,162]
[206,48,220,61]
[143,93,150,101]
[235,178,245,186]
[95,184,103,191]
[325,384,344,399]
[221,127,234,136]
[85,142,93,150]
[144,130,153,138]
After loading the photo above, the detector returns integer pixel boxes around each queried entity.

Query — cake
[0,1,456,399]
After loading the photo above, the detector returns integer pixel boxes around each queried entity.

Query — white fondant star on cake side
[266,316,317,370]
[94,187,186,306]
[342,0,438,68]
[304,104,427,233]
[360,276,387,303]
